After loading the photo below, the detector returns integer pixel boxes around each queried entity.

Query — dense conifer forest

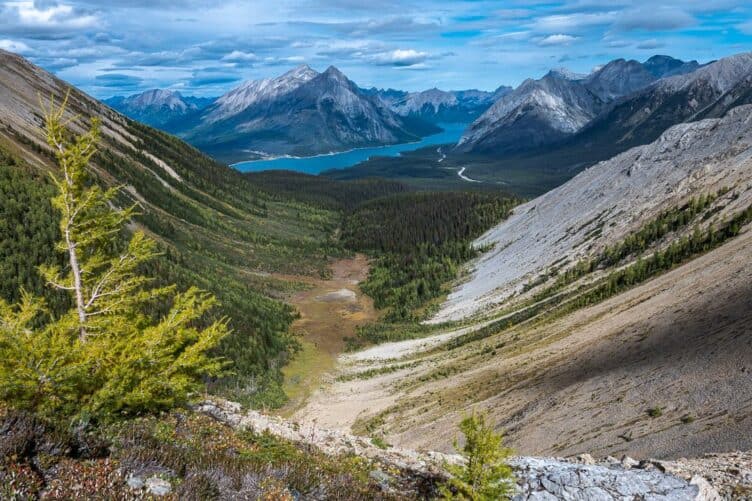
[341,192,518,324]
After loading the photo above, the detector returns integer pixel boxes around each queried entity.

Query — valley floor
[276,255,377,416]
[294,228,752,460]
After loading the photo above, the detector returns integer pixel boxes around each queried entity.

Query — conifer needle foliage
[440,411,515,500]
[0,92,229,425]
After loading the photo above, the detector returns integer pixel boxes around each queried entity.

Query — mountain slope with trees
[0,49,348,405]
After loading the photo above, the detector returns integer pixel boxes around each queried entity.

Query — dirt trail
[276,254,376,416]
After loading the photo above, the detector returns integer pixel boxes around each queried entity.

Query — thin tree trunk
[65,227,87,341]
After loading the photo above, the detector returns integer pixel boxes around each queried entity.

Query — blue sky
[1,0,751,97]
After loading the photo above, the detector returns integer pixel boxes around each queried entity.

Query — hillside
[0,49,354,405]
[296,104,752,464]
[437,105,752,321]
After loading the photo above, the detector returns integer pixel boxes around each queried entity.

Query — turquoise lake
[232,123,467,174]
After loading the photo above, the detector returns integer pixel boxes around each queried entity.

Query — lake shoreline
[232,123,468,174]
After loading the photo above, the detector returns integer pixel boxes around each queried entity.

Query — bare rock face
[455,70,602,154]
[177,65,439,161]
[512,457,720,500]
[433,104,752,323]
[196,399,726,500]
[456,55,702,155]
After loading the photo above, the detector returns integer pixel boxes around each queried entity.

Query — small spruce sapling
[440,411,515,500]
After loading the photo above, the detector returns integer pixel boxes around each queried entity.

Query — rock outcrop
[197,399,728,500]
[512,457,719,500]
[434,104,752,322]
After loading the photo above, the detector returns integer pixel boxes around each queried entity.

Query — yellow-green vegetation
[440,411,515,500]
[273,254,378,414]
[0,96,227,424]
[280,339,334,413]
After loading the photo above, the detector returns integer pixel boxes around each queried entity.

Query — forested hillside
[341,192,518,342]
[0,50,351,406]
[0,50,522,409]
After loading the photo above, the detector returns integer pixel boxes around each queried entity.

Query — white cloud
[737,21,752,35]
[0,38,32,53]
[615,7,694,31]
[537,34,578,46]
[3,1,99,31]
[371,48,429,66]
[636,38,665,49]
[221,50,258,63]
[530,12,616,33]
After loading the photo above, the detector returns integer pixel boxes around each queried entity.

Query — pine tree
[440,411,515,500]
[0,92,230,424]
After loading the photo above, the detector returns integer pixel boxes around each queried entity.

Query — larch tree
[0,92,230,424]
[440,411,515,501]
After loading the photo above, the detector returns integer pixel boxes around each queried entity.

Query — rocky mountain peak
[322,65,348,80]
[283,63,318,80]
[643,54,700,78]
[131,89,189,110]
[546,67,587,81]
[584,58,655,101]
[659,51,752,94]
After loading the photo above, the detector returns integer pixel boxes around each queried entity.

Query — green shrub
[440,411,515,500]
[647,406,663,418]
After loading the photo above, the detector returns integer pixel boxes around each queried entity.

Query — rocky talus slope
[434,104,752,323]
[295,104,752,490]
[197,399,739,500]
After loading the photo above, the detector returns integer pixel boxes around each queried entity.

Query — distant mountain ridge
[168,65,440,162]
[367,86,512,123]
[456,55,702,154]
[105,89,214,128]
[558,51,752,161]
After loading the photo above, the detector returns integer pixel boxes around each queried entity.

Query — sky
[1,0,751,98]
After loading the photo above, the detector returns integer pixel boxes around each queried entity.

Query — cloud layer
[1,0,750,97]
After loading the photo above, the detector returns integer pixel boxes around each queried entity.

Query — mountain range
[105,68,513,162]
[105,54,721,167]
[2,43,752,498]
[456,55,702,154]
[164,65,441,162]
[365,85,512,123]
[105,89,214,128]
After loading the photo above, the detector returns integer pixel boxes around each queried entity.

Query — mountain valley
[297,106,752,462]
[1,29,752,499]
